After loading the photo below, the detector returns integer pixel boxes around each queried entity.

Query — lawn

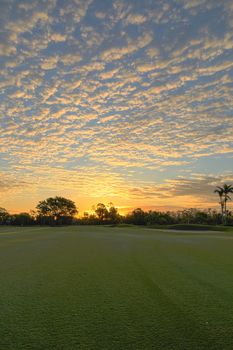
[1,225,233,349]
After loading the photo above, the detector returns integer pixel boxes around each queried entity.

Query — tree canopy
[0,207,9,224]
[36,196,78,221]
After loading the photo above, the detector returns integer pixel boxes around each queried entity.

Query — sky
[0,0,233,215]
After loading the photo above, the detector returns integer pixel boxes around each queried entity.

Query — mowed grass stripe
[0,226,233,349]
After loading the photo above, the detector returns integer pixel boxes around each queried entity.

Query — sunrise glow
[1,0,233,214]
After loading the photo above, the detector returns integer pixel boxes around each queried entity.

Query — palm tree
[214,184,233,224]
[214,187,224,223]
[222,184,233,221]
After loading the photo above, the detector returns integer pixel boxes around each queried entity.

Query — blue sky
[0,0,233,214]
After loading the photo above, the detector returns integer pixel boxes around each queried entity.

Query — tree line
[0,184,232,226]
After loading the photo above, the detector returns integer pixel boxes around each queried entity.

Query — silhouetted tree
[12,212,34,226]
[214,184,233,224]
[36,196,77,225]
[222,184,233,223]
[95,203,108,221]
[214,186,224,223]
[107,203,120,223]
[146,210,176,225]
[0,207,9,225]
[126,208,146,225]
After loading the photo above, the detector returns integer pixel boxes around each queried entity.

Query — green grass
[1,226,233,349]
[166,224,232,231]
[147,223,233,231]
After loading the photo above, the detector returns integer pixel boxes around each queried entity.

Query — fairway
[1,226,233,349]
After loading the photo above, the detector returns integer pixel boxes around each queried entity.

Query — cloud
[128,173,233,207]
[95,11,106,19]
[50,32,67,42]
[100,32,153,61]
[60,54,82,66]
[40,56,58,70]
[99,68,119,80]
[146,47,160,58]
[6,10,51,39]
[183,0,208,10]
[125,13,147,25]
[9,90,27,99]
[0,42,17,56]
[0,172,32,194]
[198,61,233,76]
[60,0,93,23]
